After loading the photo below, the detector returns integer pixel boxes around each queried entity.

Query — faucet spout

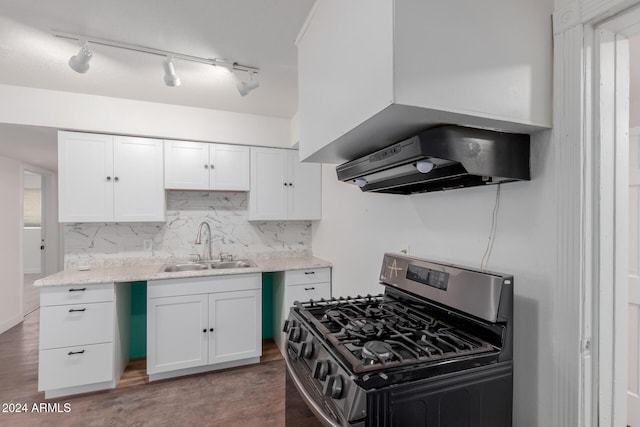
[195,221,212,261]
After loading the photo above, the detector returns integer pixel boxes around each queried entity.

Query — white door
[210,144,250,191]
[287,150,322,220]
[113,136,165,221]
[629,129,640,427]
[208,290,261,364]
[147,294,209,374]
[58,131,113,222]
[164,140,210,190]
[249,147,287,220]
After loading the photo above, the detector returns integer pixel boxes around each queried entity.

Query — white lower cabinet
[273,268,331,354]
[147,273,262,380]
[38,283,130,399]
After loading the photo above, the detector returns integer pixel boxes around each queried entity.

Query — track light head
[236,71,259,96]
[68,41,93,73]
[162,56,181,87]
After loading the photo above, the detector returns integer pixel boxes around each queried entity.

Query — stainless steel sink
[163,263,209,272]
[162,259,256,272]
[208,260,255,269]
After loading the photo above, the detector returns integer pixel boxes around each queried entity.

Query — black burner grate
[296,294,497,373]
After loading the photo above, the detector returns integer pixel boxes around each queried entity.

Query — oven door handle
[285,354,342,427]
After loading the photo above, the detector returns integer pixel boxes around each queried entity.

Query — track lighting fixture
[68,40,93,74]
[162,56,181,87]
[236,71,260,96]
[53,31,259,94]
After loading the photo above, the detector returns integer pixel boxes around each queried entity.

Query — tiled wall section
[63,191,312,268]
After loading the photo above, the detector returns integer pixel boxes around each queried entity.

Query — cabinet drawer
[286,282,331,308]
[148,273,261,299]
[38,342,113,391]
[39,302,114,349]
[40,283,114,306]
[285,268,330,285]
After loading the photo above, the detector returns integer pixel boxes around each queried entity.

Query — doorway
[22,170,43,315]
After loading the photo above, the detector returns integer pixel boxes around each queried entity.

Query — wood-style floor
[0,309,286,426]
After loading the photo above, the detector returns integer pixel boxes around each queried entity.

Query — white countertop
[34,256,332,287]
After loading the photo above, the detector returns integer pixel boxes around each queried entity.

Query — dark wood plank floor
[0,310,286,426]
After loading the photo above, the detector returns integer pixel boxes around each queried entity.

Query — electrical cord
[480,183,501,270]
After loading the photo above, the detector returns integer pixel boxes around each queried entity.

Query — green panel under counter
[129,281,147,359]
[262,272,274,340]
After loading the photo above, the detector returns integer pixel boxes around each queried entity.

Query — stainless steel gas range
[284,253,513,427]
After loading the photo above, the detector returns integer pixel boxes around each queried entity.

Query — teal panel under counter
[129,281,147,359]
[262,273,274,339]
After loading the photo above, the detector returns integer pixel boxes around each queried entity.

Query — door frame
[553,0,640,425]
[20,164,60,278]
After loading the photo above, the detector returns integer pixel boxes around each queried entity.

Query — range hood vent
[336,125,530,195]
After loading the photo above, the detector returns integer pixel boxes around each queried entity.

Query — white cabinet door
[58,131,114,222]
[113,136,165,221]
[164,140,210,190]
[249,147,322,220]
[287,151,322,220]
[249,147,288,220]
[147,294,209,374]
[208,289,261,364]
[210,144,250,191]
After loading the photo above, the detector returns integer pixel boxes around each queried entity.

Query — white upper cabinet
[58,131,165,222]
[249,147,321,221]
[297,0,553,163]
[164,140,250,191]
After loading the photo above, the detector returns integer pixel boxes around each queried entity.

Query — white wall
[0,84,291,148]
[0,156,23,334]
[313,130,555,426]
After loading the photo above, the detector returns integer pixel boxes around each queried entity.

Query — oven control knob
[298,339,314,359]
[288,327,302,343]
[323,374,344,399]
[312,360,330,381]
[283,319,296,333]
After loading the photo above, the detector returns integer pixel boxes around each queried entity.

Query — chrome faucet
[194,221,212,261]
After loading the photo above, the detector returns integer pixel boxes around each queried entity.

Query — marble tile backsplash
[63,191,312,268]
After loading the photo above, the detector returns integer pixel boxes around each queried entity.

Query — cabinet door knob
[114,176,119,182]
[210,164,215,169]
[209,328,214,332]
[203,328,207,333]
[289,182,293,186]
[106,176,112,181]
[204,164,209,169]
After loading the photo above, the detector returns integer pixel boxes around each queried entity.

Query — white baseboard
[0,314,23,335]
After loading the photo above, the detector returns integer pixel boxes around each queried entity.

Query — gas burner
[362,341,394,362]
[364,306,382,317]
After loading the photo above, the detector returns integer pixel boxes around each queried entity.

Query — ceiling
[0,0,314,118]
[0,0,315,171]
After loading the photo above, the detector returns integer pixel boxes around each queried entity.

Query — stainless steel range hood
[335,125,530,194]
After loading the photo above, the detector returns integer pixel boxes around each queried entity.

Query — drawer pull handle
[68,288,87,292]
[304,287,315,291]
[68,350,85,356]
[304,271,315,275]
[68,308,86,313]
